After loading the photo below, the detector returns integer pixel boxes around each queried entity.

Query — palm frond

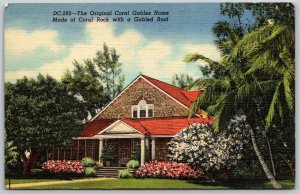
[266,82,281,128]
[283,71,294,110]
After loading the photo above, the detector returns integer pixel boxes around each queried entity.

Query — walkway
[6,177,115,189]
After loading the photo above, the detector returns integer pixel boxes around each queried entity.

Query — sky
[5,3,225,85]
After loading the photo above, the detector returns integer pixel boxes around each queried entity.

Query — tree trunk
[249,128,282,189]
[266,136,276,176]
[19,149,39,177]
[223,168,230,181]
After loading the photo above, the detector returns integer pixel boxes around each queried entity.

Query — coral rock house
[48,74,212,166]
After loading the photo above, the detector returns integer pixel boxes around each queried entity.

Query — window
[132,106,138,118]
[139,100,147,118]
[131,100,154,118]
[148,104,154,118]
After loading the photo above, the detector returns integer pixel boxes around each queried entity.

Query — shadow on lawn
[189,179,295,189]
[6,168,83,181]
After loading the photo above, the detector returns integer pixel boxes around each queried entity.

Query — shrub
[41,160,84,176]
[135,161,205,180]
[84,167,97,177]
[168,116,250,174]
[101,145,117,161]
[82,157,95,167]
[119,169,133,178]
[127,160,139,169]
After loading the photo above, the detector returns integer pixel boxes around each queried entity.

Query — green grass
[13,178,295,190]
[5,178,61,185]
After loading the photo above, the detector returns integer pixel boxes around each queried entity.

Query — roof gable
[99,120,142,135]
[142,75,202,107]
[91,74,202,121]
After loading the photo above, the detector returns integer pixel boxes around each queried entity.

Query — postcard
[4,2,295,190]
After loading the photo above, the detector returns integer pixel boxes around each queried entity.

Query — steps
[96,167,127,178]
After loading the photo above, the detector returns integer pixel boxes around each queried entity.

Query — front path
[5,177,115,189]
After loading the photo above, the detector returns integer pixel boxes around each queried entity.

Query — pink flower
[134,161,204,180]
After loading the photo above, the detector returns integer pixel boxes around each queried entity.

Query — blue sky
[5,3,225,84]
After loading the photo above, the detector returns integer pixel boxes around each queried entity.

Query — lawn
[10,178,295,189]
[5,178,60,185]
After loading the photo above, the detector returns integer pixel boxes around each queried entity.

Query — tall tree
[94,43,125,99]
[185,22,294,188]
[62,59,109,118]
[63,43,125,118]
[184,3,294,188]
[5,74,87,176]
[172,73,194,89]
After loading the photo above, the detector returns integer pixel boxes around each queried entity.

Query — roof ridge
[141,74,185,91]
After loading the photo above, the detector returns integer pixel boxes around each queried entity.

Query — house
[47,74,213,166]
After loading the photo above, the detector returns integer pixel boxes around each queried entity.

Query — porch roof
[79,117,214,137]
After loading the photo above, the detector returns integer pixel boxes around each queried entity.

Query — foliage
[62,60,109,118]
[5,74,87,176]
[168,116,249,174]
[62,43,125,117]
[41,160,84,176]
[185,4,294,186]
[135,161,205,180]
[5,132,19,172]
[172,73,194,89]
[132,144,141,161]
[101,145,117,161]
[94,43,125,99]
[119,169,133,178]
[126,160,140,169]
[199,66,212,78]
[81,157,95,167]
[220,3,294,32]
[187,24,294,133]
[84,167,97,177]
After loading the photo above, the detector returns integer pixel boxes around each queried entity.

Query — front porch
[47,136,171,166]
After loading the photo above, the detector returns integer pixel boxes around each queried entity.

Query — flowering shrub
[41,160,84,176]
[168,116,250,173]
[135,161,205,180]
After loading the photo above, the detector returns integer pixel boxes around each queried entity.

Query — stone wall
[155,137,172,161]
[96,78,189,119]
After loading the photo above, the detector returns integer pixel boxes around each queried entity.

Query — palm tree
[185,22,294,188]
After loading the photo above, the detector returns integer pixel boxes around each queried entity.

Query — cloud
[5,28,66,58]
[5,22,219,84]
[182,43,221,61]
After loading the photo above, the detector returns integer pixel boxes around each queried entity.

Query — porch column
[151,138,156,160]
[77,140,79,160]
[145,137,149,149]
[98,139,104,166]
[140,138,145,165]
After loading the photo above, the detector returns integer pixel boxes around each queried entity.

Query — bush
[41,160,84,176]
[168,116,250,174]
[135,161,205,180]
[119,169,133,178]
[101,145,117,161]
[84,167,97,177]
[82,157,95,167]
[127,160,139,169]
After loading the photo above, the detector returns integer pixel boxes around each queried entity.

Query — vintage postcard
[4,2,295,190]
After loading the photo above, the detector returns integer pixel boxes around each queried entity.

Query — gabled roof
[79,117,214,137]
[142,75,202,107]
[91,74,203,121]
